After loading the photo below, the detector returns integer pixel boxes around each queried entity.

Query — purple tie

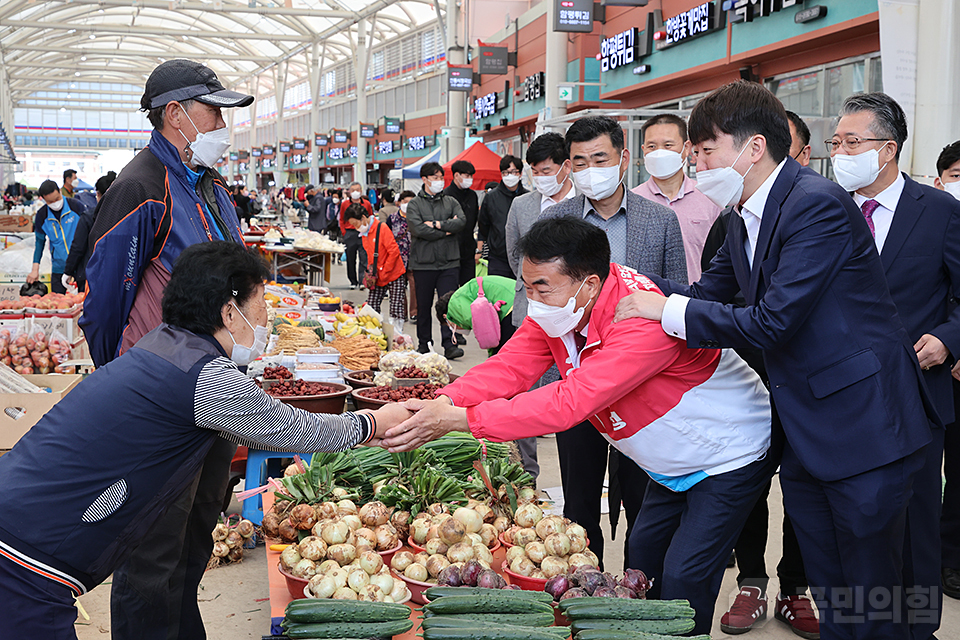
[861,199,879,238]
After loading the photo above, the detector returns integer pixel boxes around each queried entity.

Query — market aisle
[74,262,960,639]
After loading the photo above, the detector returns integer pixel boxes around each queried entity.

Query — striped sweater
[0,324,372,595]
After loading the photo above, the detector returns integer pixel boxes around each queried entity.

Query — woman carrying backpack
[343,203,406,329]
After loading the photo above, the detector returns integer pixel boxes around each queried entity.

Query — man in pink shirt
[632,114,720,282]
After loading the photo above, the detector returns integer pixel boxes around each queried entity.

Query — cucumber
[421,617,569,637]
[559,597,693,618]
[575,631,711,640]
[283,598,411,623]
[562,601,695,621]
[424,586,554,603]
[570,617,696,635]
[422,594,554,616]
[422,627,566,640]
[282,619,413,638]
[421,611,557,626]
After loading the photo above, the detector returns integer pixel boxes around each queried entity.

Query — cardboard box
[0,373,83,448]
[0,215,32,233]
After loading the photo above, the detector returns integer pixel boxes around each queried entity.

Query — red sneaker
[775,593,820,639]
[720,586,767,634]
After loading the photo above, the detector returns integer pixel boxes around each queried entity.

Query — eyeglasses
[824,136,891,152]
[501,170,521,176]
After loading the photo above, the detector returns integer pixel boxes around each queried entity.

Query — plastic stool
[241,450,312,525]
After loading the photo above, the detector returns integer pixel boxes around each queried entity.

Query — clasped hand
[379,397,469,452]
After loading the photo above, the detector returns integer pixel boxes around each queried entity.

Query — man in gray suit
[526,116,688,567]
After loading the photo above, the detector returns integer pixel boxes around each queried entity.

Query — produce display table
[263,493,510,638]
[261,245,337,285]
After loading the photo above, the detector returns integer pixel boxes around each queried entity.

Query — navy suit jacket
[652,157,935,482]
[880,175,960,424]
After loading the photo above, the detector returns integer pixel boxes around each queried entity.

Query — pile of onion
[501,506,595,580]
[408,504,500,555]
[210,518,256,564]
[293,545,412,602]
[264,500,401,553]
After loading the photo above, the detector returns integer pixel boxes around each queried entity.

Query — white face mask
[229,302,269,366]
[332,198,340,204]
[399,202,408,213]
[179,108,230,168]
[943,181,960,201]
[428,179,445,194]
[350,190,362,200]
[695,138,756,209]
[644,149,685,180]
[357,220,371,236]
[47,198,64,212]
[571,151,625,201]
[459,177,474,189]
[502,174,521,188]
[533,165,568,197]
[831,142,890,192]
[527,279,590,338]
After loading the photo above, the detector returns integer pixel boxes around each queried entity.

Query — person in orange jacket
[344,203,407,326]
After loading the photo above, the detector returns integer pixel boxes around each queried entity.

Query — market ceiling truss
[0,0,443,110]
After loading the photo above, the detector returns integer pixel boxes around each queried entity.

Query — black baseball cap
[141,59,254,110]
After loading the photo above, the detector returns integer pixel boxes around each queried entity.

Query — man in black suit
[615,80,936,640]
[830,93,960,640]
[936,140,960,605]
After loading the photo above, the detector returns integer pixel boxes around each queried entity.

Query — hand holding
[613,291,667,323]
[915,333,949,370]
[363,404,414,446]
[380,397,469,452]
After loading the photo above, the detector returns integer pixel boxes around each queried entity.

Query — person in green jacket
[435,275,516,357]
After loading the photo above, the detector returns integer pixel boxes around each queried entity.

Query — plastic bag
[373,371,395,387]
[414,351,451,385]
[378,350,418,372]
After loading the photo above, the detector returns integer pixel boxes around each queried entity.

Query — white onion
[540,555,569,578]
[514,503,543,529]
[328,568,348,589]
[505,545,527,564]
[391,550,415,572]
[446,542,474,564]
[332,586,357,600]
[291,558,317,579]
[544,532,571,558]
[369,572,394,595]
[473,544,493,565]
[479,523,498,548]
[452,507,483,533]
[509,556,535,577]
[309,574,337,598]
[321,521,349,545]
[317,559,340,574]
[525,541,547,564]
[347,568,369,592]
[298,536,327,562]
[337,499,358,516]
[359,501,390,527]
[425,554,450,578]
[342,514,362,531]
[357,584,384,601]
[438,517,465,545]
[359,551,383,575]
[514,528,539,547]
[280,546,302,569]
[404,562,428,582]
[410,519,431,544]
[390,581,410,602]
[424,538,448,556]
[327,543,356,566]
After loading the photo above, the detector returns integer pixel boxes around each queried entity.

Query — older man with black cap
[80,59,254,639]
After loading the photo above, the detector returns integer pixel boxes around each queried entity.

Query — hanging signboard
[279,141,291,153]
[293,138,307,150]
[384,117,402,134]
[315,133,329,147]
[332,130,348,144]
[251,147,262,158]
[554,0,594,32]
[478,44,509,75]
[359,124,376,138]
[448,65,474,92]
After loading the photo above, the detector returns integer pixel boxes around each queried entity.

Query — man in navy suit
[614,80,936,640]
[830,93,960,640]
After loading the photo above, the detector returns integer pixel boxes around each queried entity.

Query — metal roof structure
[0,0,444,108]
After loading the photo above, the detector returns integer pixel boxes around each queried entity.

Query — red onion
[614,585,637,598]
[593,586,618,598]
[544,574,571,600]
[460,560,483,587]
[476,568,504,590]
[559,587,589,601]
[437,565,463,587]
[620,568,653,597]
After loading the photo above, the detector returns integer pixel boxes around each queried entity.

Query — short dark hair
[161,241,269,336]
[641,114,688,144]
[38,180,58,198]
[937,141,960,176]
[688,80,792,163]
[344,202,369,222]
[95,171,117,196]
[435,290,454,325]
[518,216,610,283]
[484,181,499,191]
[398,190,416,201]
[63,169,77,181]
[420,162,444,178]
[147,98,194,130]
[784,111,811,147]
[839,92,909,162]
[565,116,625,154]
[499,155,522,172]
[526,132,568,167]
[451,160,475,176]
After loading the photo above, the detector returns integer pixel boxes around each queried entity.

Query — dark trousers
[631,454,776,636]
[459,256,476,287]
[412,267,458,350]
[734,478,808,596]
[344,230,366,286]
[941,379,960,570]
[0,551,79,639]
[487,254,514,279]
[51,272,66,294]
[781,441,925,640]
[557,421,647,569]
[110,437,236,640]
[902,426,944,640]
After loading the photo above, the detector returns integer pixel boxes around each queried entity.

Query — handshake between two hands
[363,397,469,452]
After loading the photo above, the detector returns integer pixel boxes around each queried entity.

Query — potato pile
[501,503,598,579]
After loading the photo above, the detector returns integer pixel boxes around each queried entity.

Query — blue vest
[0,325,224,593]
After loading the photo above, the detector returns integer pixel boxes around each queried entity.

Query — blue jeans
[629,453,777,636]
